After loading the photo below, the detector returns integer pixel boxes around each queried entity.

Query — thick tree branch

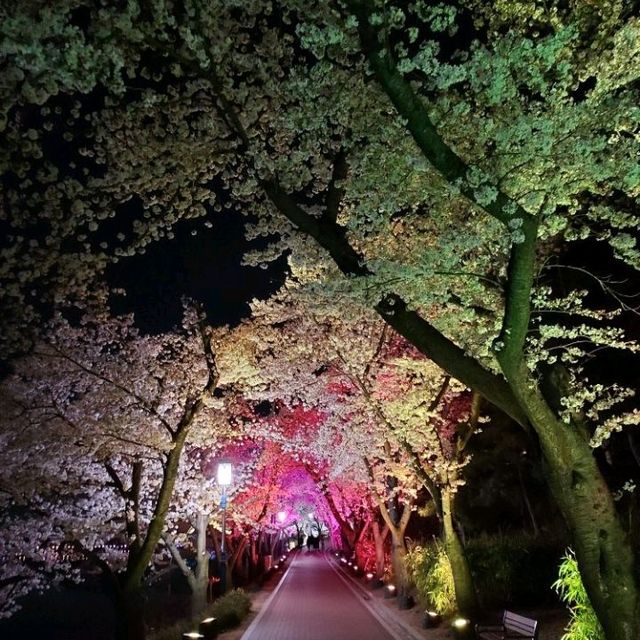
[163,533,197,591]
[265,181,527,426]
[323,150,348,224]
[496,218,539,372]
[346,1,536,230]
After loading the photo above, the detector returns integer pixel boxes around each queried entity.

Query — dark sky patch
[108,211,288,333]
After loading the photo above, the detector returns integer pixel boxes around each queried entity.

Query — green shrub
[553,550,604,640]
[466,531,563,607]
[405,541,456,616]
[208,588,251,632]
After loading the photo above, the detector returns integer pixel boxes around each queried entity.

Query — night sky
[107,211,288,333]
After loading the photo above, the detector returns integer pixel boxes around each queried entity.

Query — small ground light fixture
[366,572,374,580]
[422,611,441,628]
[384,584,396,598]
[452,617,473,639]
[183,633,204,639]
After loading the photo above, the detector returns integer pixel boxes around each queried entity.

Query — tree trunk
[507,364,638,640]
[114,585,146,640]
[441,486,478,618]
[192,512,209,615]
[371,521,388,579]
[389,528,409,598]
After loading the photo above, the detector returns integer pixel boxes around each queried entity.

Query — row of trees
[0,296,416,637]
[0,290,487,635]
[1,1,639,638]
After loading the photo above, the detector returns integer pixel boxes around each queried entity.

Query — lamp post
[217,461,232,594]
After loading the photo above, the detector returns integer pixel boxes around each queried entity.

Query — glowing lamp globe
[217,462,232,487]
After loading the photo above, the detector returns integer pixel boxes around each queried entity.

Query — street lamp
[217,461,232,594]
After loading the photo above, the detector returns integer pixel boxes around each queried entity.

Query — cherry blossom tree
[225,298,474,603]
[0,300,224,639]
[2,3,639,637]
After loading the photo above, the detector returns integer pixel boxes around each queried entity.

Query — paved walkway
[241,552,399,640]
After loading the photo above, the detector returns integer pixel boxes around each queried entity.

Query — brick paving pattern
[242,552,397,640]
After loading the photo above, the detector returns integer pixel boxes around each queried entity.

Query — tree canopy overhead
[2,1,638,353]
[2,2,640,639]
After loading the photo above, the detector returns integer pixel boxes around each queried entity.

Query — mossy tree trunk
[505,364,638,640]
[493,194,639,640]
[441,486,478,619]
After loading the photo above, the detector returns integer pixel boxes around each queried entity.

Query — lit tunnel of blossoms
[0,299,479,619]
